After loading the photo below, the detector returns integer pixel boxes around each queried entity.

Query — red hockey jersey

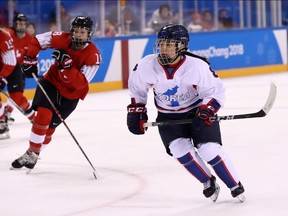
[26,31,101,100]
[0,29,16,77]
[6,28,33,64]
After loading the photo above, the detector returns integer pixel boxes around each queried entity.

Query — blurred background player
[11,16,101,170]
[147,4,179,34]
[26,22,36,36]
[0,28,16,139]
[126,24,245,202]
[186,11,203,32]
[4,13,35,124]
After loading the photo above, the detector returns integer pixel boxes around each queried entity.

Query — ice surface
[0,72,288,216]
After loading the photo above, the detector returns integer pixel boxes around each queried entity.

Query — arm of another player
[22,32,49,78]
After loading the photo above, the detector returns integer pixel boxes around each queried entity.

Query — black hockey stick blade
[211,82,277,121]
[143,82,277,127]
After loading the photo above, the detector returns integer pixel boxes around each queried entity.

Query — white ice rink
[0,72,287,216]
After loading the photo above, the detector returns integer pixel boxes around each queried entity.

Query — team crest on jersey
[156,85,190,107]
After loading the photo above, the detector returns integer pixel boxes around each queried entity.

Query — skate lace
[28,152,39,164]
[17,152,31,164]
[18,152,38,165]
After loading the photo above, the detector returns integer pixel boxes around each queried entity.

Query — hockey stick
[1,91,26,116]
[143,82,277,127]
[32,73,99,179]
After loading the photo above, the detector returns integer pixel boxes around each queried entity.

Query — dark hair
[159,4,170,13]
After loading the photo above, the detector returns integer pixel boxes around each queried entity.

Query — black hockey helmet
[153,24,190,65]
[13,13,28,34]
[70,16,94,47]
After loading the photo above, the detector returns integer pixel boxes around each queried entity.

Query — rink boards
[20,27,288,99]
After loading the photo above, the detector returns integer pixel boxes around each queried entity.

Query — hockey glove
[52,49,73,70]
[127,103,148,135]
[197,104,216,125]
[0,76,7,91]
[193,100,220,130]
[22,56,38,78]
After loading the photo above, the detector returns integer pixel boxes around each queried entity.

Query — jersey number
[4,38,13,50]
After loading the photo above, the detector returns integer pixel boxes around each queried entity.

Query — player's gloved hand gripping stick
[144,83,277,127]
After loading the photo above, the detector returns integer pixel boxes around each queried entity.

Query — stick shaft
[1,91,26,115]
[32,74,98,178]
[144,83,277,127]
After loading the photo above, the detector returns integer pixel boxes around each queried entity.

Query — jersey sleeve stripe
[2,50,16,66]
[36,32,52,49]
[81,65,99,83]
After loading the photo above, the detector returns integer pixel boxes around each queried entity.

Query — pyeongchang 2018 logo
[191,44,244,59]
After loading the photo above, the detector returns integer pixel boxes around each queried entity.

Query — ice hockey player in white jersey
[126,24,245,202]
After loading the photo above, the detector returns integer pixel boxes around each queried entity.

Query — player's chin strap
[144,82,277,128]
[31,73,99,180]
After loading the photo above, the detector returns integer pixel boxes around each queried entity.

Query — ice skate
[231,182,246,202]
[5,105,15,125]
[0,119,10,139]
[203,175,220,202]
[11,151,39,170]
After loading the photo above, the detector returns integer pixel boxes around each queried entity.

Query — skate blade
[10,166,33,175]
[210,183,220,202]
[0,133,10,140]
[236,193,246,202]
[10,166,21,170]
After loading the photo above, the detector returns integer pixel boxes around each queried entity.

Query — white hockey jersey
[128,54,225,113]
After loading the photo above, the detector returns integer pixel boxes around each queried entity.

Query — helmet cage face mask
[70,16,94,47]
[154,24,189,65]
[71,27,91,47]
[153,39,185,65]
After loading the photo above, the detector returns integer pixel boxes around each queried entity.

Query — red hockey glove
[52,49,73,70]
[0,76,7,91]
[22,56,38,78]
[193,99,221,130]
[127,103,148,135]
[196,104,216,126]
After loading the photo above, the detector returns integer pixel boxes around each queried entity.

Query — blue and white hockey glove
[127,103,148,135]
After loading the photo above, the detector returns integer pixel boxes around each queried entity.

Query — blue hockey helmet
[153,24,190,65]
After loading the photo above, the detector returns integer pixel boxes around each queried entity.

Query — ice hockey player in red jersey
[127,24,245,202]
[11,16,101,170]
[4,13,35,124]
[0,28,16,139]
